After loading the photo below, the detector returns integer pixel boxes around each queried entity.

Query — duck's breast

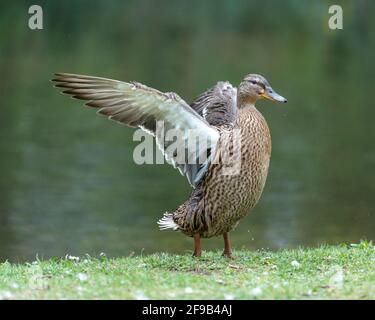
[201,106,271,236]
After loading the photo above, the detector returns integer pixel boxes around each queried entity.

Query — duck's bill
[261,86,287,103]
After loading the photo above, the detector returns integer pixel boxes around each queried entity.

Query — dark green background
[0,0,374,261]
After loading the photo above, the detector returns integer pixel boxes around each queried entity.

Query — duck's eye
[250,80,257,85]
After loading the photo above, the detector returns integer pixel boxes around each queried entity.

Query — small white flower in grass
[272,283,280,289]
[291,260,301,269]
[99,252,106,258]
[0,291,13,300]
[77,273,88,282]
[251,287,262,296]
[224,293,235,300]
[184,287,193,294]
[134,290,149,300]
[66,254,80,262]
[304,289,312,296]
[329,267,344,289]
[10,283,19,289]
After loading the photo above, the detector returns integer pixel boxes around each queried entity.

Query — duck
[53,73,287,258]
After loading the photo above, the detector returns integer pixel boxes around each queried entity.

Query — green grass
[0,242,374,299]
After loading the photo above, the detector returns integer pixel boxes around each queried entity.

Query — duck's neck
[238,102,263,120]
[237,92,258,106]
[238,101,257,111]
[237,94,260,115]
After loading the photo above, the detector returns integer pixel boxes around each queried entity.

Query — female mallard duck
[53,73,286,258]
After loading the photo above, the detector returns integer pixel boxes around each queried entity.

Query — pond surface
[0,1,374,261]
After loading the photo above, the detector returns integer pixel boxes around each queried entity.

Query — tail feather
[157,212,179,231]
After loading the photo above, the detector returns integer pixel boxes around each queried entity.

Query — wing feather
[52,73,219,187]
[190,81,237,126]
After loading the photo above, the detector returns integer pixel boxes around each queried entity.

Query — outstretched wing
[52,73,219,187]
[190,81,237,126]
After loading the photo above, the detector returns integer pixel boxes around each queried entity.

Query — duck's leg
[222,232,234,259]
[193,233,202,257]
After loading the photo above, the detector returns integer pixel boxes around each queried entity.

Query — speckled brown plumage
[171,105,271,238]
[52,72,286,258]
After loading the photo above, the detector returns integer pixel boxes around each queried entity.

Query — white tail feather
[157,213,179,230]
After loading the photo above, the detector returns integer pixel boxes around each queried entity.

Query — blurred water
[0,1,374,261]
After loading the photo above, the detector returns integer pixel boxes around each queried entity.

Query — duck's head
[238,74,287,105]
